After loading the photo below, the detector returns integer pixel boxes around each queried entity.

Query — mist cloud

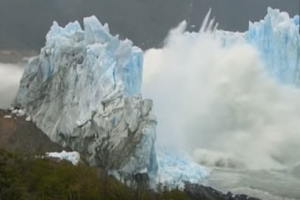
[142,18,300,170]
[0,63,23,109]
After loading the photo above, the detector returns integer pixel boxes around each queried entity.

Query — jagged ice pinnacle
[13,15,158,177]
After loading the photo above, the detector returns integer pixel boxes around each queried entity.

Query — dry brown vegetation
[0,148,190,200]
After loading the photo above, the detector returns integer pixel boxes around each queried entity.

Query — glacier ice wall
[214,8,300,87]
[13,16,158,176]
[245,8,300,86]
[13,6,300,188]
[217,8,300,86]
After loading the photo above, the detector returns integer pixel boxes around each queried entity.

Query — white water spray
[142,13,300,170]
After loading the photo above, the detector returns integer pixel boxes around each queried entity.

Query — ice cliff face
[13,16,157,176]
[218,8,300,86]
[245,8,300,86]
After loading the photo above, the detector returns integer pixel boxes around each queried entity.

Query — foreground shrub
[0,148,189,200]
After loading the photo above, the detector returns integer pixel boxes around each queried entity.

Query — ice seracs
[245,8,300,86]
[217,7,300,86]
[13,15,157,178]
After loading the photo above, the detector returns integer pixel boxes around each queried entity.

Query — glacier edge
[13,15,158,178]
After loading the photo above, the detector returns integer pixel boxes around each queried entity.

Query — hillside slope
[0,109,66,155]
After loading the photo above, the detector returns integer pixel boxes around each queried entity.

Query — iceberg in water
[13,16,158,177]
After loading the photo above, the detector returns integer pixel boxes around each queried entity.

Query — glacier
[178,7,300,88]
[12,6,300,189]
[218,8,300,86]
[245,8,300,86]
[13,16,158,177]
[13,14,210,187]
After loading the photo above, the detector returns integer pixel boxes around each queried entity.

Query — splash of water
[142,12,300,170]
